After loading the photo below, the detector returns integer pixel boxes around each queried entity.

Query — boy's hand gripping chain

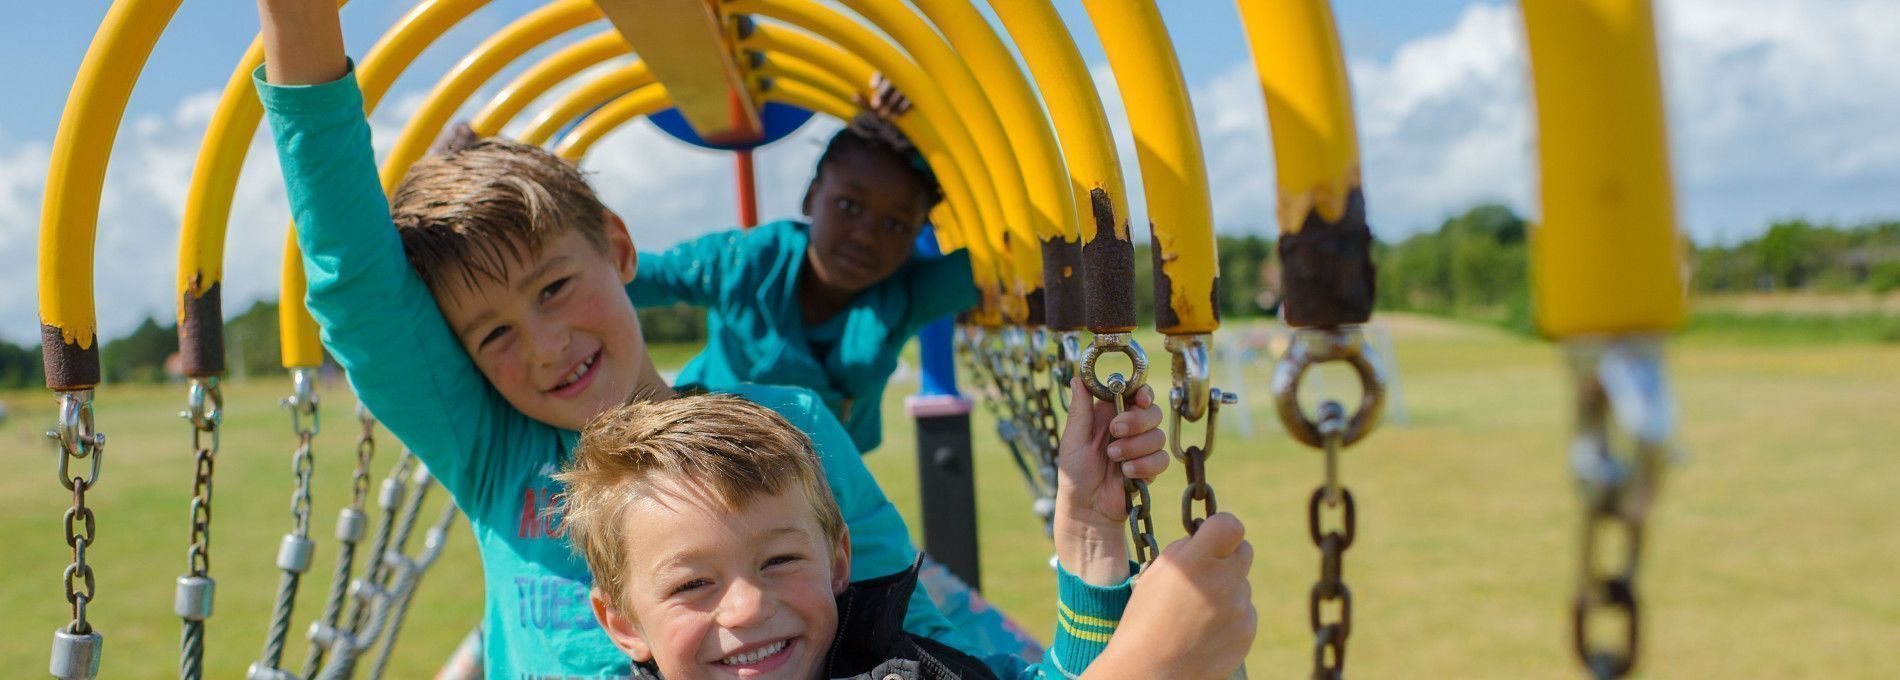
[1566,339,1674,680]
[177,379,223,680]
[1272,327,1386,680]
[249,369,321,680]
[49,390,106,680]
[1080,333,1156,565]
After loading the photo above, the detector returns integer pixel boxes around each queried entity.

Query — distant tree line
[4,210,1893,387]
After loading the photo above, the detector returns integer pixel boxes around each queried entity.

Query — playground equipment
[33,0,1684,678]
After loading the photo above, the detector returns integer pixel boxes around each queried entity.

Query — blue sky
[1,1,1895,343]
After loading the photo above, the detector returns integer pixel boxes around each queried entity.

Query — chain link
[301,404,380,679]
[1308,401,1354,680]
[1106,375,1160,566]
[1565,339,1674,680]
[254,370,321,678]
[178,378,223,680]
[50,391,104,635]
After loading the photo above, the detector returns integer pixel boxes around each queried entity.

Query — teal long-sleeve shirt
[253,66,1009,677]
[629,220,977,453]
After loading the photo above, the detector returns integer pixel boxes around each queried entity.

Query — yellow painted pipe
[380,0,600,192]
[826,0,1046,321]
[519,61,656,146]
[1522,0,1685,337]
[176,37,265,377]
[39,0,184,388]
[907,0,1087,330]
[554,84,673,159]
[276,0,496,368]
[1238,0,1374,328]
[763,76,1004,326]
[471,30,629,136]
[755,54,856,106]
[987,0,1135,334]
[731,0,1027,322]
[1081,0,1220,335]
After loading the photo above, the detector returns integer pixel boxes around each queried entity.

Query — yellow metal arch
[520,61,657,145]
[1523,0,1684,337]
[471,30,629,136]
[987,0,1135,335]
[379,0,603,192]
[39,0,184,388]
[1080,0,1220,336]
[553,84,673,159]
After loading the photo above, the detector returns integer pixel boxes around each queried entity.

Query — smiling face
[434,215,652,431]
[595,480,850,680]
[801,145,930,295]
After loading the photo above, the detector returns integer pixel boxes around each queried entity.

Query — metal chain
[50,390,105,680]
[1107,375,1160,566]
[1566,339,1674,680]
[178,378,223,680]
[300,404,377,679]
[342,450,415,636]
[1308,402,1354,680]
[251,370,320,680]
[1173,388,1235,535]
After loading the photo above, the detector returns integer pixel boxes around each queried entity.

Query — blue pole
[906,225,980,588]
[913,227,960,397]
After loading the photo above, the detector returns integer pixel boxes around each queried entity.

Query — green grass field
[3,313,1896,678]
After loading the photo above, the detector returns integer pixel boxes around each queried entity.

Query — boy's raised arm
[254,0,523,504]
[257,0,348,86]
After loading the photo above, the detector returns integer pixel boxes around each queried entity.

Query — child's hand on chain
[1053,378,1166,586]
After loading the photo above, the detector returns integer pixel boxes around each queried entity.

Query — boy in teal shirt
[250,1,1047,675]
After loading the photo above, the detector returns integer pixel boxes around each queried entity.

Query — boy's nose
[715,578,775,628]
[526,323,569,365]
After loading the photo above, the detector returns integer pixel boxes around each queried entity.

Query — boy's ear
[602,210,639,284]
[830,532,853,596]
[800,175,819,218]
[591,586,654,663]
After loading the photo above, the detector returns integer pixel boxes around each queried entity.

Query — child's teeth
[721,640,785,665]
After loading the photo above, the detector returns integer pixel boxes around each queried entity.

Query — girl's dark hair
[813,113,944,209]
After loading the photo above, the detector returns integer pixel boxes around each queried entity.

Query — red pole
[735,148,759,228]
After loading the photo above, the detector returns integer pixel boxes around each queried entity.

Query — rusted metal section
[178,280,225,377]
[1148,235,1224,332]
[1023,288,1047,328]
[1277,188,1374,328]
[1082,187,1136,333]
[42,323,101,390]
[1041,236,1084,331]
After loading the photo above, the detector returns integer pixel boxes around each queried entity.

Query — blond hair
[392,136,609,297]
[556,394,845,611]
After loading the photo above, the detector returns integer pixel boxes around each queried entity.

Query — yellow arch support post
[756,58,1006,325]
[380,0,602,191]
[520,61,656,145]
[554,84,674,159]
[471,30,629,136]
[1239,0,1374,329]
[985,0,1135,393]
[1080,0,1219,339]
[731,0,1028,322]
[908,0,1081,333]
[177,38,264,379]
[273,0,495,369]
[1522,3,1683,678]
[39,0,183,391]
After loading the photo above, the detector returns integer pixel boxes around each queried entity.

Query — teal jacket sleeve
[733,384,981,656]
[986,564,1135,679]
[901,248,977,334]
[255,65,528,507]
[627,228,746,308]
